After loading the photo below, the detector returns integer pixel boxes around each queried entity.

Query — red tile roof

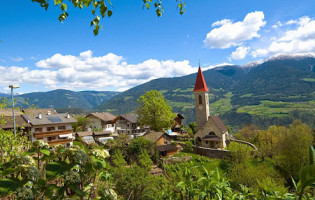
[193,67,209,92]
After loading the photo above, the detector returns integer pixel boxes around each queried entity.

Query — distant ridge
[0,89,120,111]
[98,54,315,129]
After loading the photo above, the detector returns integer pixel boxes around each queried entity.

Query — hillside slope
[98,56,315,129]
[13,90,119,110]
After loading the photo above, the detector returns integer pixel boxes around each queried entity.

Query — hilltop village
[0,67,241,157]
[1,67,239,158]
[0,67,314,200]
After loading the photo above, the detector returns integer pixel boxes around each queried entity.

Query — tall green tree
[274,120,313,178]
[137,90,176,131]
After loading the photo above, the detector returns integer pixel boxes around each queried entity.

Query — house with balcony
[85,112,116,133]
[112,113,149,138]
[22,109,77,146]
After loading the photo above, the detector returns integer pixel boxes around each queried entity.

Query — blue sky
[1,0,315,93]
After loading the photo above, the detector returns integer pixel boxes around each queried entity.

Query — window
[164,139,168,145]
[35,128,42,132]
[47,127,55,131]
[199,95,202,104]
[47,136,56,141]
[58,126,66,130]
[208,132,216,136]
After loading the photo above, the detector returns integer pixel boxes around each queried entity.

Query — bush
[183,141,193,153]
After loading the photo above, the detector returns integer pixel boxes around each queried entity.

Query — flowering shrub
[91,149,110,160]
[62,170,81,184]
[14,187,34,200]
[32,140,49,149]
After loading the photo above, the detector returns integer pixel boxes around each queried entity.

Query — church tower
[194,66,210,131]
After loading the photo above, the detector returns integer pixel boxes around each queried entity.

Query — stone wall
[193,145,230,159]
[161,155,192,164]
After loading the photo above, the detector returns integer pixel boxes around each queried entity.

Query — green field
[210,92,233,115]
[237,100,315,117]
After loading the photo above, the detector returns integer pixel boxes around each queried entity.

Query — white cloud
[252,16,315,57]
[272,21,283,29]
[203,11,266,49]
[9,57,24,62]
[230,46,250,60]
[0,51,200,92]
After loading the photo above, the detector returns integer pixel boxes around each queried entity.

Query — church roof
[209,116,228,133]
[193,67,209,92]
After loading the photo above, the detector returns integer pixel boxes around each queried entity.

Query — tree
[255,125,285,160]
[0,129,29,164]
[72,115,90,132]
[274,120,313,178]
[31,0,186,35]
[234,124,260,143]
[137,90,176,131]
[138,150,153,171]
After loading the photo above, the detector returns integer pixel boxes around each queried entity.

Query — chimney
[66,113,70,119]
[38,113,42,119]
[47,110,51,115]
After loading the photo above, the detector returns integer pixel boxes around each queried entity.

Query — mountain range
[1,90,119,114]
[98,54,315,129]
[1,54,314,129]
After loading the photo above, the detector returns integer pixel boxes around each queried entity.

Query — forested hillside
[98,55,315,130]
[2,90,120,111]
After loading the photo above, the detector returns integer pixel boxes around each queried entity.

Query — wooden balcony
[47,139,73,146]
[34,130,73,138]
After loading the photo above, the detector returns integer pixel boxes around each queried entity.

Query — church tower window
[199,95,202,104]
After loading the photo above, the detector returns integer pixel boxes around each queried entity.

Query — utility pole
[9,84,19,135]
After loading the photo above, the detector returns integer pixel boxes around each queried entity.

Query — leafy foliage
[31,0,185,35]
[0,140,113,199]
[99,57,315,130]
[137,90,176,131]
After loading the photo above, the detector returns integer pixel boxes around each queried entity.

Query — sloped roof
[209,116,228,133]
[113,113,139,123]
[193,67,209,92]
[175,113,185,119]
[76,131,93,137]
[0,108,22,116]
[87,112,116,122]
[143,131,165,143]
[0,115,31,129]
[158,144,178,152]
[93,131,112,136]
[23,108,57,116]
[22,113,77,126]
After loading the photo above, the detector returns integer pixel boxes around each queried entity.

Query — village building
[143,131,178,156]
[74,131,95,145]
[171,113,185,133]
[85,112,116,133]
[0,108,31,135]
[93,131,113,144]
[193,67,229,149]
[112,113,148,138]
[22,109,77,146]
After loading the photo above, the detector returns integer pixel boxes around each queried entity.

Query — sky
[1,0,315,93]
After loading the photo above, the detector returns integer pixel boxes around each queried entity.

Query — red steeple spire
[193,66,209,92]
